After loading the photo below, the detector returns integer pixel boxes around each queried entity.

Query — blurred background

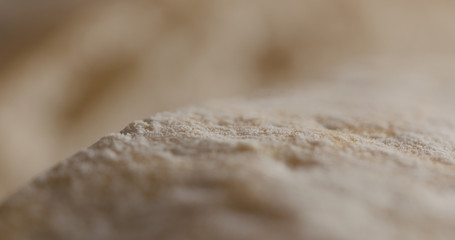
[1,0,455,200]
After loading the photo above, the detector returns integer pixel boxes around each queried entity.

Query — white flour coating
[1,77,455,239]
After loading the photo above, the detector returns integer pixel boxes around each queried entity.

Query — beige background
[1,0,455,200]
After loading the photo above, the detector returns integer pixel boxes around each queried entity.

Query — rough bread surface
[1,77,455,240]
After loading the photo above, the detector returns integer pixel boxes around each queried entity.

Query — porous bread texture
[3,0,455,200]
[1,79,455,240]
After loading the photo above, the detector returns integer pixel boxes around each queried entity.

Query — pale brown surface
[1,0,455,204]
[1,75,455,239]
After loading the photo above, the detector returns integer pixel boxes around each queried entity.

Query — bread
[2,76,455,239]
[3,0,455,200]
